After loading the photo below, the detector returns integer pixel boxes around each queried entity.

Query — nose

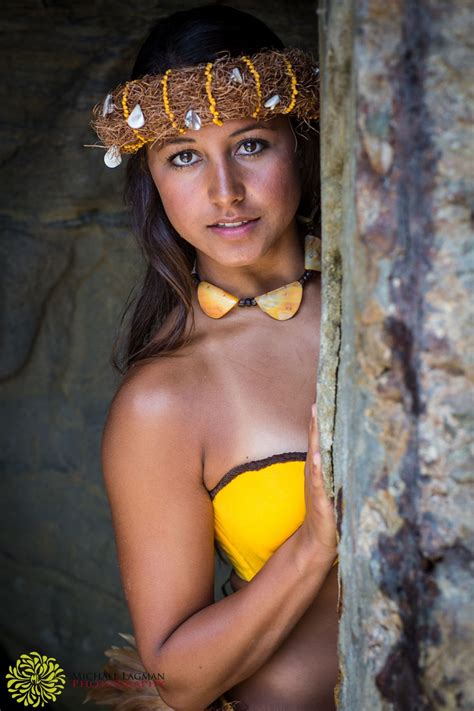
[207,156,245,208]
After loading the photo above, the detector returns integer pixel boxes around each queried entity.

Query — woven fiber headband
[89,48,320,167]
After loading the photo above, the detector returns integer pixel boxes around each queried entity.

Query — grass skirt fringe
[82,632,244,711]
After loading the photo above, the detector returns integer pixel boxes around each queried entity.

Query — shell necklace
[191,234,321,321]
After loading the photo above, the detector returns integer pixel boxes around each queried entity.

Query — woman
[87,5,338,710]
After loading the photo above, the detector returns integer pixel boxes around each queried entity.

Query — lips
[207,217,260,239]
[208,216,258,227]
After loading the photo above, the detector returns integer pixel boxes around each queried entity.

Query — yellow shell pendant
[305,234,322,271]
[255,280,303,320]
[197,281,238,319]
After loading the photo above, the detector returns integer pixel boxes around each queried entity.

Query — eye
[236,139,268,156]
[166,138,268,169]
[168,150,200,168]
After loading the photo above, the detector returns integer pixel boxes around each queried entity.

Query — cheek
[148,165,199,231]
[254,153,301,213]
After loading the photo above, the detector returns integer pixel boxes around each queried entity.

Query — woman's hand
[299,402,337,560]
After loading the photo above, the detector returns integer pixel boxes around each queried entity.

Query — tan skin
[101,115,338,710]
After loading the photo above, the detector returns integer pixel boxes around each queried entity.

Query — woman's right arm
[102,375,336,711]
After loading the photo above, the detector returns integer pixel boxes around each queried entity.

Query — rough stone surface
[319,0,473,708]
[0,3,318,709]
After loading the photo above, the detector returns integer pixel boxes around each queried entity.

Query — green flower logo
[6,651,66,707]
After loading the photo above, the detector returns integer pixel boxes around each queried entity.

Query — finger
[313,449,321,469]
[311,403,320,452]
[313,407,319,443]
[311,450,330,501]
[308,404,316,449]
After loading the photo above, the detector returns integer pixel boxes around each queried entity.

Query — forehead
[149,114,291,152]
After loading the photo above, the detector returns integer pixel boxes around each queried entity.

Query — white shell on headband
[104,145,122,168]
[264,94,281,109]
[230,67,243,84]
[127,104,145,129]
[185,109,202,131]
[102,93,114,117]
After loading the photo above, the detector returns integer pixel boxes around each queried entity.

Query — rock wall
[318,0,474,708]
[0,2,318,709]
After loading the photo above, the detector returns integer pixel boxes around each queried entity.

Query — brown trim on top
[208,451,307,501]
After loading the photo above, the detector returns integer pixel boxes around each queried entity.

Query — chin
[213,245,267,269]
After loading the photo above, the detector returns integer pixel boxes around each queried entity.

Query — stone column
[318,1,473,708]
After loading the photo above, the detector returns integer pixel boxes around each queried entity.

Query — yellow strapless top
[208,452,307,582]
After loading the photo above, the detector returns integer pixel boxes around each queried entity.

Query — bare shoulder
[111,349,203,416]
[103,350,206,479]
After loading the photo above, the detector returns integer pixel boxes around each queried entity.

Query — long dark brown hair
[112,5,320,375]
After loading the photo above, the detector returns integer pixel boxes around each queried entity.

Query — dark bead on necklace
[299,270,314,285]
[237,297,255,307]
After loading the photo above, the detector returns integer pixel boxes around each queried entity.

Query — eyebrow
[160,121,277,147]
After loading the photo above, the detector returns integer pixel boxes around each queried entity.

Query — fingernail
[311,403,316,417]
[313,450,321,466]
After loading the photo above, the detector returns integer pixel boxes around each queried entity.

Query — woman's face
[146,115,302,269]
